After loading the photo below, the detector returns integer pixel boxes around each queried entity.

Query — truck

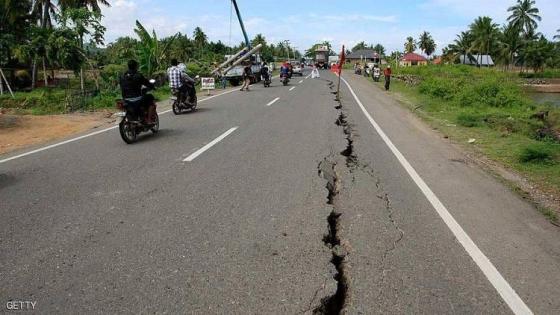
[223,53,263,86]
[222,0,262,86]
[315,46,329,69]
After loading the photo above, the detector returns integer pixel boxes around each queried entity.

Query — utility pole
[284,40,291,61]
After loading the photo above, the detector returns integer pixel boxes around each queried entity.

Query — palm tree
[507,0,541,35]
[553,29,560,41]
[59,0,110,13]
[418,31,436,58]
[470,16,499,67]
[448,31,473,64]
[373,43,385,56]
[498,24,523,69]
[404,36,416,53]
[193,26,207,59]
[352,41,367,52]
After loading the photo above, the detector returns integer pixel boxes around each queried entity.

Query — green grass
[366,66,560,212]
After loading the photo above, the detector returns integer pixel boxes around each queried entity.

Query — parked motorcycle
[171,76,200,114]
[373,68,381,82]
[116,79,159,144]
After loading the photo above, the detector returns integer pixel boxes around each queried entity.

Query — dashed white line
[183,127,238,162]
[298,80,303,84]
[289,87,295,91]
[266,97,280,106]
[339,75,533,315]
[0,88,240,164]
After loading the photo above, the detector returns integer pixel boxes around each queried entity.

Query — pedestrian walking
[240,62,252,91]
[384,65,392,91]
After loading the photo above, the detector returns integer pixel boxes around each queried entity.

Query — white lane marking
[0,88,240,165]
[183,127,238,162]
[266,97,280,106]
[305,74,311,79]
[340,76,533,315]
[298,80,303,84]
[289,87,295,91]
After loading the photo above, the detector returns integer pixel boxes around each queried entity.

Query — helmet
[178,63,187,71]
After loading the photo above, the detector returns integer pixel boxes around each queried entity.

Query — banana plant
[134,20,176,77]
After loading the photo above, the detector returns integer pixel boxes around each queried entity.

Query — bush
[100,64,127,92]
[456,112,482,127]
[519,144,556,164]
[418,77,458,100]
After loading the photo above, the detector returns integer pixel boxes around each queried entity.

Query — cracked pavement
[1,70,560,314]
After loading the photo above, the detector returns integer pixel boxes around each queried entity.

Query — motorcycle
[171,76,199,114]
[373,68,381,82]
[262,74,271,87]
[116,79,159,144]
[281,74,290,86]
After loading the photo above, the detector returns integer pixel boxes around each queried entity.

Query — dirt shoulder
[0,110,117,156]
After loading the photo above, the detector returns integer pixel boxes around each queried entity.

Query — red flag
[337,45,345,74]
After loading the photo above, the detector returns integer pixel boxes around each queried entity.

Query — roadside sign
[201,77,215,95]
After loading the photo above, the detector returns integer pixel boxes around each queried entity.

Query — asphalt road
[1,69,559,314]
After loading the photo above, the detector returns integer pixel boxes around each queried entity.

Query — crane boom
[231,0,251,49]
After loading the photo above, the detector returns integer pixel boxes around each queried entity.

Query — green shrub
[418,77,458,100]
[456,111,482,127]
[519,144,556,163]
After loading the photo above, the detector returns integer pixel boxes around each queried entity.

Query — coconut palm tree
[448,31,473,64]
[470,16,499,67]
[507,0,541,35]
[404,36,416,53]
[193,26,207,59]
[554,29,560,41]
[498,23,523,69]
[59,0,110,13]
[418,31,434,56]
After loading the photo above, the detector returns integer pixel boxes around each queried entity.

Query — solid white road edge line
[266,97,280,106]
[0,88,239,164]
[183,127,238,162]
[340,75,533,315]
[289,86,295,91]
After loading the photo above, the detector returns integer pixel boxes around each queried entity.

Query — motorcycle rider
[260,62,270,83]
[178,62,196,103]
[120,59,155,123]
[280,62,289,78]
[168,59,195,104]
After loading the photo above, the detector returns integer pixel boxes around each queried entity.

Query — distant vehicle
[315,46,329,69]
[292,62,303,76]
[328,56,339,66]
[223,54,262,86]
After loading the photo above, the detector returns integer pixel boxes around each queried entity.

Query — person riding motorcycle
[168,59,195,104]
[280,62,290,78]
[120,59,155,123]
[260,63,270,82]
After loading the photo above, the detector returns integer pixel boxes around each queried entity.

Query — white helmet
[178,63,187,72]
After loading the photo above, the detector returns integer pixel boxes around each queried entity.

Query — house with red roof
[400,53,428,67]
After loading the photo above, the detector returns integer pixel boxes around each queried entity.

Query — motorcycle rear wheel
[172,99,181,115]
[150,113,159,133]
[119,118,137,144]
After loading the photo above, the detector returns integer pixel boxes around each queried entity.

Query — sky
[101,0,560,55]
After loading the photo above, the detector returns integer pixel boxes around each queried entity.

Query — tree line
[441,0,559,71]
[0,0,302,93]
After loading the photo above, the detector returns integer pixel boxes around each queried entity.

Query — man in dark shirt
[240,62,252,91]
[120,60,154,122]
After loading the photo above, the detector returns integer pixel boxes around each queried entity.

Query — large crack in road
[315,79,406,313]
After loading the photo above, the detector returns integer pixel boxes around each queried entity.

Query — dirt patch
[0,111,116,155]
